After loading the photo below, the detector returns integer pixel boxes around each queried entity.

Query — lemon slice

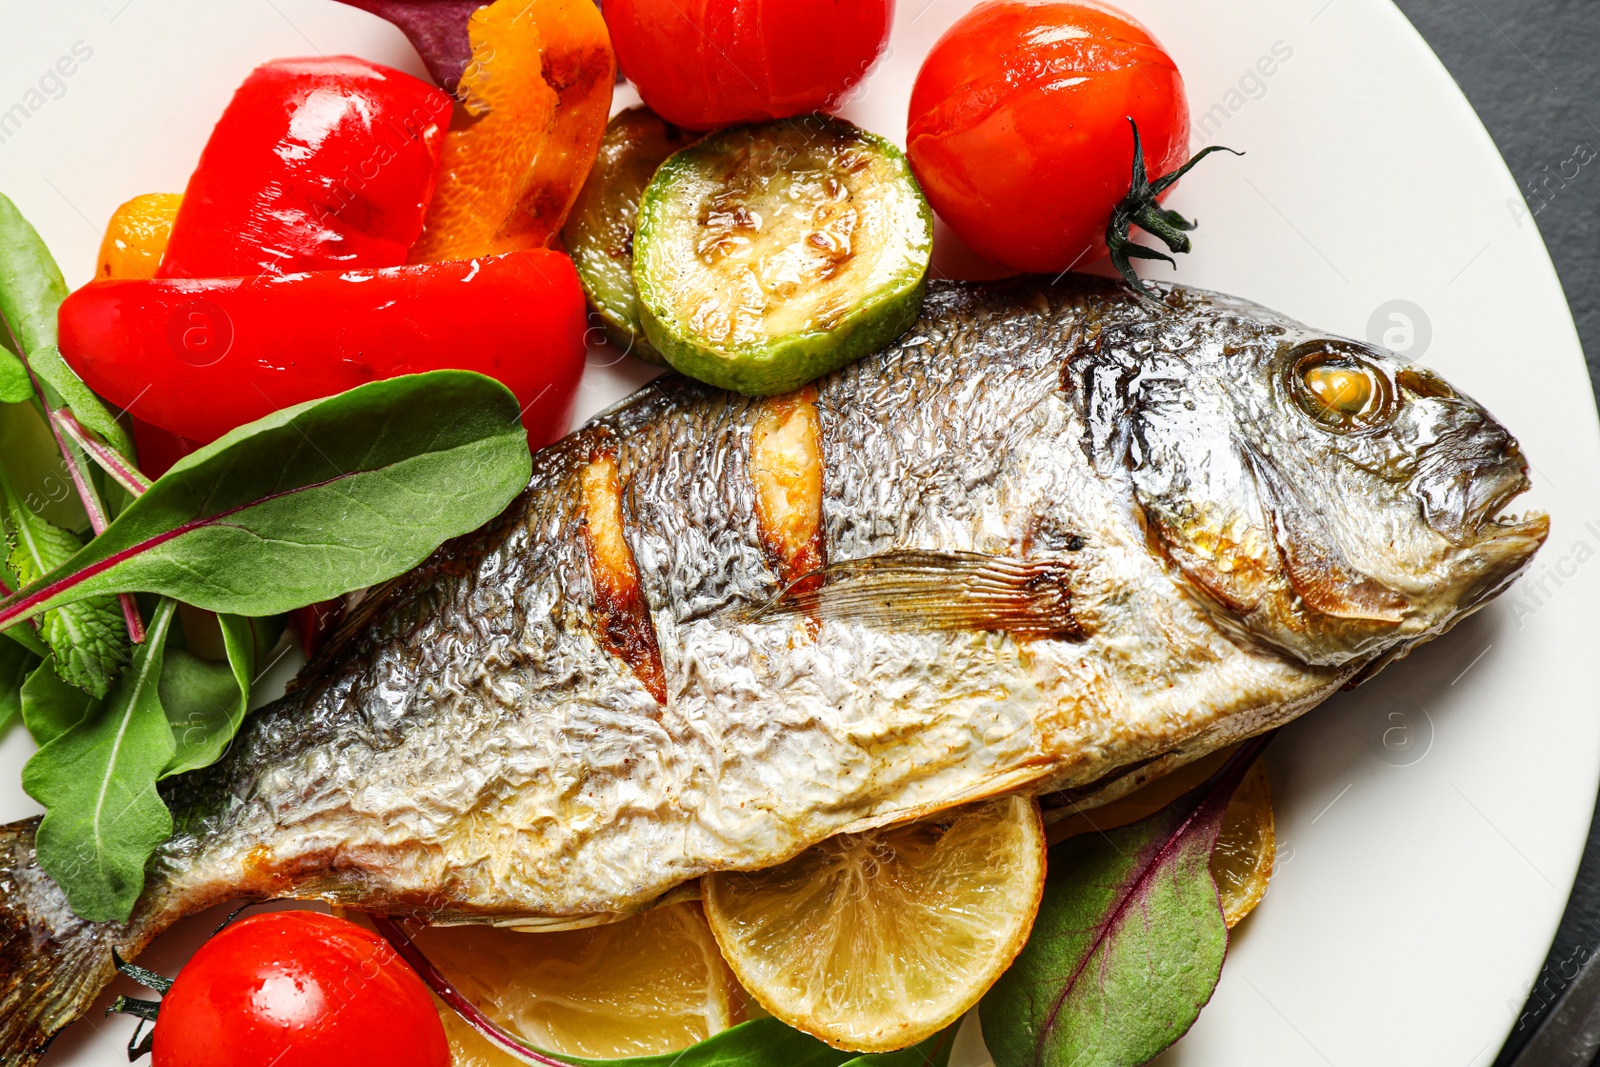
[702,795,1046,1052]
[1211,759,1275,927]
[412,902,739,1063]
[1048,751,1276,927]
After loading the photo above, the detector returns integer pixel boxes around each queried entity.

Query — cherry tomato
[906,0,1190,273]
[151,911,448,1067]
[605,0,892,129]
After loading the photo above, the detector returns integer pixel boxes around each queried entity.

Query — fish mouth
[1469,470,1549,546]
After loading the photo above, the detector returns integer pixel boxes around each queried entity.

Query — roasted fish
[0,276,1546,1062]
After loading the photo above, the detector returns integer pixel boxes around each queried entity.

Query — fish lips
[1415,434,1546,548]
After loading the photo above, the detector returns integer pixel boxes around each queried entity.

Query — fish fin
[746,550,1089,641]
[0,818,160,1065]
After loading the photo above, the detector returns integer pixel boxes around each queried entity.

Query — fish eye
[1288,345,1394,432]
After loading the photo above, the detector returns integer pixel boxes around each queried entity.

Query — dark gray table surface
[1385,0,1599,1061]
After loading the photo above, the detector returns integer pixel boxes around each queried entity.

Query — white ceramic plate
[2,1,1595,1064]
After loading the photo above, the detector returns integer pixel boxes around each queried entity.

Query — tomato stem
[1106,118,1243,299]
[107,951,172,1060]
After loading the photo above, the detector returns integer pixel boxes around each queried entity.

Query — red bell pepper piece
[131,416,202,479]
[58,251,587,448]
[158,56,451,280]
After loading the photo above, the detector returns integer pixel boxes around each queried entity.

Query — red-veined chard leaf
[0,370,532,632]
[0,466,129,697]
[980,736,1273,1067]
[375,912,961,1067]
[21,600,180,923]
[336,0,486,92]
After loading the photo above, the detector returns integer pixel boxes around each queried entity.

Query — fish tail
[0,817,161,1066]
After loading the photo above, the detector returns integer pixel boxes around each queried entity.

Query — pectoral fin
[745,550,1089,641]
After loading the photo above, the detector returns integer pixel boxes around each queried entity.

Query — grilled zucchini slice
[561,106,698,364]
[634,116,932,395]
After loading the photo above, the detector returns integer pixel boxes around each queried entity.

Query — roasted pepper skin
[158,56,451,280]
[58,251,587,447]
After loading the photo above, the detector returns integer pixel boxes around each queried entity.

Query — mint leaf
[980,738,1271,1067]
[0,370,532,630]
[22,600,179,922]
[0,637,37,732]
[160,613,278,777]
[0,468,128,696]
[0,194,133,453]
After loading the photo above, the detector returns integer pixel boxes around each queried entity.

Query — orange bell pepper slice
[95,193,182,281]
[410,0,615,262]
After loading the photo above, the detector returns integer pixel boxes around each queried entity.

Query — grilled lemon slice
[1211,759,1275,927]
[702,795,1045,1052]
[414,902,739,1063]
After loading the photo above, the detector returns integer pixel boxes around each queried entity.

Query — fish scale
[0,275,1546,1064]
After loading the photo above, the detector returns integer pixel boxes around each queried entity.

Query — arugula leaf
[0,637,37,732]
[0,370,532,630]
[160,613,278,777]
[0,194,132,453]
[21,600,179,923]
[980,738,1271,1067]
[0,467,128,696]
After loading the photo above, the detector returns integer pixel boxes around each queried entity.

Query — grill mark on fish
[747,549,1089,641]
[580,450,668,705]
[750,386,827,625]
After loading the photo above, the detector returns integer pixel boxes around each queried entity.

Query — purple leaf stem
[53,408,152,497]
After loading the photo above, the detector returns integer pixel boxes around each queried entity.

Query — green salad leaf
[559,1018,960,1067]
[0,370,532,632]
[980,738,1271,1067]
[19,651,96,746]
[0,193,131,453]
[563,1019,886,1067]
[22,600,180,923]
[0,637,37,732]
[161,613,281,778]
[0,467,128,696]
[0,192,67,355]
[0,350,28,404]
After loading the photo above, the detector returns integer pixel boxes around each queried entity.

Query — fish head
[1081,286,1548,667]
